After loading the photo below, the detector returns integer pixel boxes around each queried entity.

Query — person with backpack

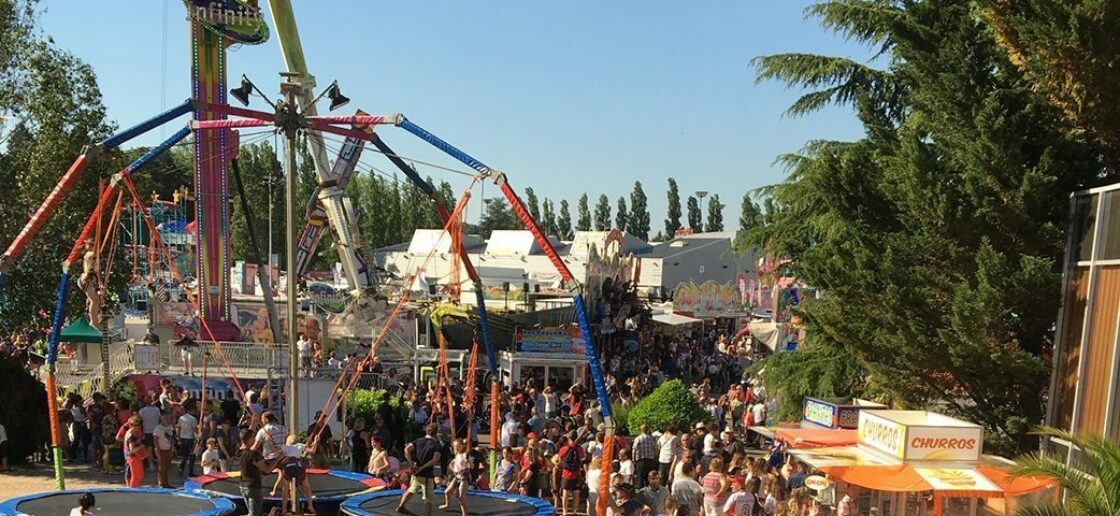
[397,423,443,516]
[557,430,586,516]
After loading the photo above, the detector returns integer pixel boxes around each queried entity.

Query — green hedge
[627,379,709,433]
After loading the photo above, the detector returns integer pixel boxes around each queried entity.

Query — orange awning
[821,464,933,492]
[775,428,858,448]
[979,467,1057,497]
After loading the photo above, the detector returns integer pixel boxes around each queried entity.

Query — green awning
[59,316,104,343]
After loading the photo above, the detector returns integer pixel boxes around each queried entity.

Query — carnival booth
[785,410,1056,515]
[499,328,588,389]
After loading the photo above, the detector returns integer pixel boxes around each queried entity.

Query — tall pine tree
[706,194,724,231]
[576,193,592,231]
[665,178,682,237]
[541,199,558,237]
[558,200,573,239]
[686,196,702,231]
[594,194,611,231]
[524,187,541,222]
[735,192,762,253]
[615,197,628,232]
[627,181,651,240]
[749,0,1106,452]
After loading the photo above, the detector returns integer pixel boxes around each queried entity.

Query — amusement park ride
[0,0,616,510]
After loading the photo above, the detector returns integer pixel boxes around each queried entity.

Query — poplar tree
[594,194,611,231]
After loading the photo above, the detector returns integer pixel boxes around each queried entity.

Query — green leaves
[1011,426,1120,516]
[627,379,709,433]
[750,0,1106,454]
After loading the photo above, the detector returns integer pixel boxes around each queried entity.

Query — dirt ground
[0,462,131,500]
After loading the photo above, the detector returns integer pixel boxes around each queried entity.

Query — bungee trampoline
[341,489,555,516]
[0,487,236,515]
[185,468,384,514]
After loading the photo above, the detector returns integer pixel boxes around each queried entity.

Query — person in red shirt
[557,431,586,516]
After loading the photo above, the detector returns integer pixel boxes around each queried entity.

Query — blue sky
[41,1,872,234]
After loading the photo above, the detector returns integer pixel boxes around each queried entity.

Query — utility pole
[279,74,301,441]
[278,73,302,515]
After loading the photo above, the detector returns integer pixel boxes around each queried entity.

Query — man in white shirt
[297,334,311,369]
[152,414,175,487]
[499,413,519,447]
[176,406,199,476]
[254,411,287,460]
[751,402,766,428]
[138,400,162,471]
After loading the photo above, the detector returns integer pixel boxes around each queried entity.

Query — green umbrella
[59,315,104,344]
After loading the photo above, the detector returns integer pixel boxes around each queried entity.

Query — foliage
[735,193,762,253]
[0,8,121,330]
[476,198,520,236]
[627,379,709,433]
[229,142,283,266]
[594,194,611,231]
[615,196,628,233]
[665,178,682,237]
[347,388,408,432]
[576,193,592,231]
[0,353,48,463]
[749,0,1106,453]
[541,199,558,237]
[686,196,702,231]
[627,181,650,241]
[557,199,573,239]
[748,340,866,423]
[524,187,541,222]
[1010,427,1120,516]
[705,194,724,232]
[982,0,1120,168]
[611,401,632,436]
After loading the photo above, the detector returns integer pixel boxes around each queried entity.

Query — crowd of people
[0,294,844,515]
[327,319,842,516]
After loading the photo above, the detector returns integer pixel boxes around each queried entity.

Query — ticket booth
[499,327,590,390]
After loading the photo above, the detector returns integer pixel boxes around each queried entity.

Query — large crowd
[0,301,844,516]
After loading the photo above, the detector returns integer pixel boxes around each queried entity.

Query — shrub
[346,388,410,440]
[0,353,48,464]
[627,379,709,433]
[611,401,631,436]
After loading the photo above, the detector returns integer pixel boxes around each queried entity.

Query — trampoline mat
[205,472,371,500]
[16,492,218,515]
[357,493,542,516]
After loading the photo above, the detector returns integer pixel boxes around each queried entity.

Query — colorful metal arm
[393,116,612,421]
[0,100,194,290]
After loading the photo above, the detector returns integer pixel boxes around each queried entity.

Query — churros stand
[789,410,1056,515]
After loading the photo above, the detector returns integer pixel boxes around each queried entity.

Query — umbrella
[59,315,104,344]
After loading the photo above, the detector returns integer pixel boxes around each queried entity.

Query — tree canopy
[686,196,702,231]
[665,178,682,237]
[705,194,724,232]
[576,193,592,231]
[749,0,1106,453]
[627,181,651,240]
[594,194,611,231]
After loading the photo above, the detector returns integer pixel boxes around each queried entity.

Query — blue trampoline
[341,489,554,516]
[0,487,235,515]
[186,468,384,515]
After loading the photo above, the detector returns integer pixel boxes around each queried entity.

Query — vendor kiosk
[787,410,1056,515]
[499,328,589,389]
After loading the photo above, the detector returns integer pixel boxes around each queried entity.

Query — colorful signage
[906,425,983,462]
[914,468,999,492]
[803,398,838,428]
[858,411,907,459]
[185,0,269,44]
[858,411,984,462]
[672,280,741,317]
[515,328,586,354]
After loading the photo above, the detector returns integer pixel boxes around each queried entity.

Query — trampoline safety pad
[341,489,555,516]
[0,487,235,516]
[185,469,384,503]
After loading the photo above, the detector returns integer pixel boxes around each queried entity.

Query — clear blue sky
[41,1,871,234]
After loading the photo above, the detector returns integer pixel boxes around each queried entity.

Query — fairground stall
[785,410,1056,515]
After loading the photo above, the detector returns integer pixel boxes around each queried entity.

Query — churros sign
[858,412,906,459]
